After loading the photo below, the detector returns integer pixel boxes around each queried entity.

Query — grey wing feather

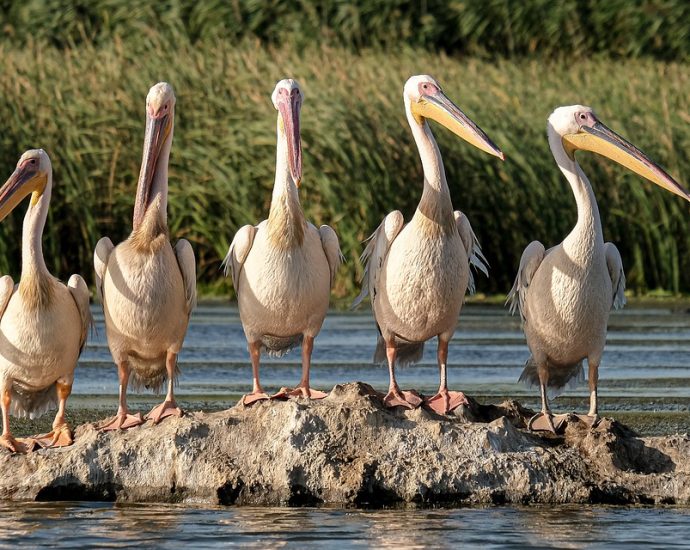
[506,240,546,322]
[605,242,626,310]
[93,237,114,303]
[351,211,404,309]
[222,224,257,292]
[175,239,197,314]
[454,211,489,295]
[0,275,14,320]
[67,274,92,355]
[318,224,344,287]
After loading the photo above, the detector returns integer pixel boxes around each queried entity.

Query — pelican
[0,149,90,452]
[353,75,504,414]
[224,78,342,405]
[507,105,690,433]
[94,82,196,430]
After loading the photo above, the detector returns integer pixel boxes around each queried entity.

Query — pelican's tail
[10,382,58,419]
[518,356,584,400]
[261,334,303,358]
[128,353,179,394]
[373,335,425,367]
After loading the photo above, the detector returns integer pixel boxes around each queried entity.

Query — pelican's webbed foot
[272,386,328,400]
[0,434,38,453]
[241,391,271,406]
[33,423,73,448]
[146,400,183,424]
[383,388,423,409]
[424,389,469,415]
[574,413,600,428]
[527,412,568,434]
[98,412,145,431]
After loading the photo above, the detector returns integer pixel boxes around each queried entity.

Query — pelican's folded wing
[454,210,489,295]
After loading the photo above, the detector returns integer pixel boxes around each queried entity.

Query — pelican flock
[508,105,690,433]
[0,76,687,455]
[0,150,90,452]
[225,79,342,405]
[353,75,503,414]
[94,82,197,431]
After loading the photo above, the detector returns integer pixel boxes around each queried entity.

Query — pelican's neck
[407,103,455,233]
[549,132,604,260]
[19,173,53,308]
[131,123,172,251]
[267,118,305,248]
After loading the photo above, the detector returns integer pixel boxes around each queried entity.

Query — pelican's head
[272,78,303,186]
[404,75,504,160]
[133,82,176,229]
[549,105,690,202]
[0,149,51,221]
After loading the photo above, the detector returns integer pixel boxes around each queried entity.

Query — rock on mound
[0,382,688,506]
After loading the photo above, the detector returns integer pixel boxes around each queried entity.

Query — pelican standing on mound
[225,79,342,405]
[353,75,504,414]
[0,150,90,452]
[94,82,196,430]
[508,105,690,433]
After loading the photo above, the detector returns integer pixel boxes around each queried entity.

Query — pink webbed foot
[527,412,568,434]
[424,389,469,415]
[146,401,183,424]
[32,423,74,448]
[0,434,38,453]
[272,386,328,400]
[241,391,271,406]
[98,412,145,432]
[382,388,423,409]
[573,413,600,428]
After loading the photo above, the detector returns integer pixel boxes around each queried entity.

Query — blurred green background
[0,0,688,300]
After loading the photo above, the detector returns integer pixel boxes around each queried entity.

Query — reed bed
[0,34,687,298]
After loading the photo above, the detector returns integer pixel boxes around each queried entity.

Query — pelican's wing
[506,240,547,322]
[0,275,14,320]
[222,224,257,292]
[352,211,404,309]
[93,237,114,303]
[175,239,197,315]
[67,274,93,355]
[605,242,626,310]
[454,210,489,295]
[318,224,344,288]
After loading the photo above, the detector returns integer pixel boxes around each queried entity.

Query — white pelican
[353,75,504,414]
[508,105,690,433]
[94,82,196,430]
[224,78,342,405]
[0,149,90,452]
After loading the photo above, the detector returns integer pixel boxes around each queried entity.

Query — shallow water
[61,302,690,435]
[2,501,690,548]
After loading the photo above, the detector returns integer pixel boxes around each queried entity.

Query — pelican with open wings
[94,82,196,431]
[507,105,690,433]
[0,149,90,452]
[225,79,342,405]
[353,75,504,414]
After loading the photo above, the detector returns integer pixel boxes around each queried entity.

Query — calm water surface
[7,303,690,547]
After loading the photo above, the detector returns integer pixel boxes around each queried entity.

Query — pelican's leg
[0,384,19,452]
[382,340,422,409]
[33,381,74,448]
[424,338,469,415]
[99,360,144,431]
[527,362,566,434]
[575,360,600,427]
[146,351,184,424]
[242,341,270,405]
[280,336,328,400]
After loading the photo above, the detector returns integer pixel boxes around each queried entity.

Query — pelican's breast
[238,223,331,338]
[376,222,468,341]
[0,282,81,389]
[102,239,187,356]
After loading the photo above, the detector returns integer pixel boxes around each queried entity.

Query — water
[70,303,690,433]
[2,501,690,548]
[6,303,690,547]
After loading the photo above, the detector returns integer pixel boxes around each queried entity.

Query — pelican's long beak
[133,111,171,229]
[412,91,504,160]
[0,162,44,222]
[563,121,690,202]
[277,92,302,186]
